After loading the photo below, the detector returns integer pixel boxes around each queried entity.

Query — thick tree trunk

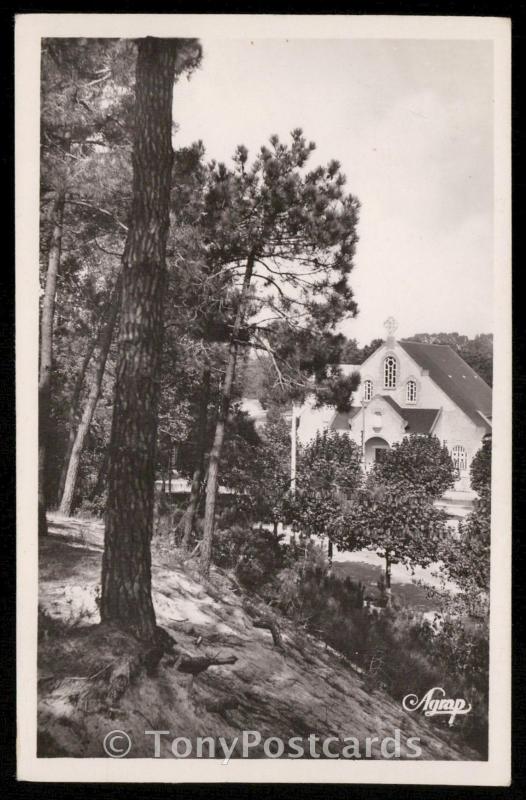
[39,189,66,535]
[58,276,121,516]
[100,38,178,642]
[200,255,255,577]
[181,365,210,549]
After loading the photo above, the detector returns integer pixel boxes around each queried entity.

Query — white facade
[296,321,491,495]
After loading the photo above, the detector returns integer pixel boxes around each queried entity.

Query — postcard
[16,13,511,785]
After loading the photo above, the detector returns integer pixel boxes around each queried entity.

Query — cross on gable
[384,316,398,338]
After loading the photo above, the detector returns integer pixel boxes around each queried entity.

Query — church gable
[354,324,491,427]
[330,395,440,436]
[356,339,436,410]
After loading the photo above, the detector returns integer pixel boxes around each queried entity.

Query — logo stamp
[402,687,472,726]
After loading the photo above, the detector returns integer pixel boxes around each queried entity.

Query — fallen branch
[205,697,240,714]
[175,653,238,676]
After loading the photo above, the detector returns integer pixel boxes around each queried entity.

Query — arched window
[451,445,467,472]
[384,355,397,389]
[363,379,373,401]
[406,379,417,403]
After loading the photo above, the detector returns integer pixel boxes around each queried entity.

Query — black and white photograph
[16,13,511,784]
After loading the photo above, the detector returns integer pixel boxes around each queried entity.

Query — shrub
[76,492,106,519]
[212,525,293,591]
[272,560,488,757]
[470,435,491,494]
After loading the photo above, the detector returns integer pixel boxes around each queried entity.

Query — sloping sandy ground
[37,515,478,760]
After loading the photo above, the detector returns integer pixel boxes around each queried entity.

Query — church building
[296,318,492,516]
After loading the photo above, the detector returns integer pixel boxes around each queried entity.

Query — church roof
[330,397,440,435]
[331,407,361,430]
[399,341,492,426]
[380,396,441,433]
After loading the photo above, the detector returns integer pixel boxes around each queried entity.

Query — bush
[76,492,106,519]
[212,525,294,591]
[202,521,489,756]
[271,557,488,757]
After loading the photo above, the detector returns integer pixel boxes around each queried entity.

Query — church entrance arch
[364,436,390,472]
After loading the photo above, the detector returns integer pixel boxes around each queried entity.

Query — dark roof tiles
[399,341,492,426]
[330,397,440,434]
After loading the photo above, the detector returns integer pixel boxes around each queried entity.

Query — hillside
[38,516,477,760]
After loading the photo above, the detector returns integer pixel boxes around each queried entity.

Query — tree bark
[100,38,178,642]
[39,188,66,535]
[58,275,121,516]
[181,365,210,549]
[200,254,255,577]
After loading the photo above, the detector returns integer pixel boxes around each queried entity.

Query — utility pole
[361,397,366,471]
[290,403,298,495]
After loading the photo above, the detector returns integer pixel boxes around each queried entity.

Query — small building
[296,317,492,512]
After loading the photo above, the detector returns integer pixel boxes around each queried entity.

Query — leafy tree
[196,131,361,575]
[470,435,492,495]
[438,487,490,614]
[101,37,201,642]
[339,337,362,364]
[333,479,448,602]
[372,434,455,500]
[300,429,363,496]
[339,336,384,366]
[237,408,291,531]
[360,337,385,363]
[437,437,491,613]
[284,431,362,551]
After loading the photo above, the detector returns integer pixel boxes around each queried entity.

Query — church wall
[296,396,337,445]
[296,336,489,491]
[433,408,487,489]
[360,341,460,411]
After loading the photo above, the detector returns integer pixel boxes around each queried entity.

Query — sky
[172,38,494,346]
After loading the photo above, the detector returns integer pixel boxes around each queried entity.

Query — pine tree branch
[65,199,129,232]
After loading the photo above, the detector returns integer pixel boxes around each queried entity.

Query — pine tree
[196,132,361,575]
[39,39,136,531]
[100,37,198,641]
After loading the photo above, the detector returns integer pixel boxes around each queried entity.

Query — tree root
[243,600,284,649]
[172,653,238,675]
[251,617,284,649]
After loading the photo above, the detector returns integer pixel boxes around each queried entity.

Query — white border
[16,13,511,785]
